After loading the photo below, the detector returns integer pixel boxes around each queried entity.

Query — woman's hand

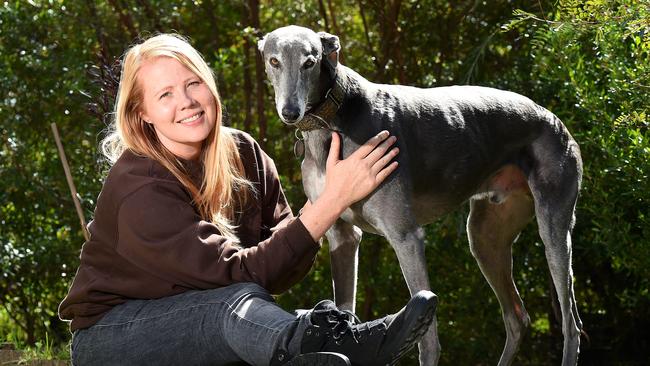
[323,130,399,208]
[298,131,399,241]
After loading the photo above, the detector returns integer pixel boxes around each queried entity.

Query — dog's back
[331,67,557,210]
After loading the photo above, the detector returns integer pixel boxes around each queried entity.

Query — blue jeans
[71,283,307,366]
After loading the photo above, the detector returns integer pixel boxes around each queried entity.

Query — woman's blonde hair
[101,33,253,241]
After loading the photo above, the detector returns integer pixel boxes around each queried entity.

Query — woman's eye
[188,80,201,87]
[159,92,171,99]
[270,57,280,67]
[304,60,315,69]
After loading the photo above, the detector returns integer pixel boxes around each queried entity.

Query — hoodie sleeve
[254,142,320,290]
[115,180,320,294]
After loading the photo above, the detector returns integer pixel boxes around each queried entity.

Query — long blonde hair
[102,33,253,241]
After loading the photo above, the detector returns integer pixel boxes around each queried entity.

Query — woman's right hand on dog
[325,130,399,207]
[299,130,399,241]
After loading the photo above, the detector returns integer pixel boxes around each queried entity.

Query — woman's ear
[139,112,152,124]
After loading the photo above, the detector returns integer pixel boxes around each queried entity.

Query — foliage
[512,1,650,363]
[0,0,648,364]
[0,1,97,347]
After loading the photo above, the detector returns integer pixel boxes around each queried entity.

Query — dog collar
[294,76,345,132]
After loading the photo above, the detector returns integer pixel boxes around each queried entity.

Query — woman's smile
[177,111,205,125]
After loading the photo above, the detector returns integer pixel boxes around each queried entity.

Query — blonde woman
[59,34,437,366]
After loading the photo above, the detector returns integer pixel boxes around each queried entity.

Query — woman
[59,33,437,366]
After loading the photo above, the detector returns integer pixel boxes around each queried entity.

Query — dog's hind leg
[467,188,535,366]
[326,220,362,312]
[529,125,583,366]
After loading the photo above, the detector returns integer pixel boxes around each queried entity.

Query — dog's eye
[303,60,315,69]
[269,57,280,68]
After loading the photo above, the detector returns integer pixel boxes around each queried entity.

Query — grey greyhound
[258,25,583,366]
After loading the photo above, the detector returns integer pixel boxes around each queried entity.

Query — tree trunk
[364,0,400,82]
[387,0,405,84]
[86,1,111,63]
[25,314,35,346]
[318,0,330,32]
[356,0,381,71]
[242,7,254,131]
[325,0,344,64]
[201,0,221,50]
[18,293,36,346]
[86,1,118,124]
[249,0,267,148]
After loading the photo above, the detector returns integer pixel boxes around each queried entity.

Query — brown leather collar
[294,76,345,132]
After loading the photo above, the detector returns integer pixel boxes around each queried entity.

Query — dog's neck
[295,65,352,132]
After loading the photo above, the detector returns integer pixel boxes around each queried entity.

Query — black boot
[300,290,437,366]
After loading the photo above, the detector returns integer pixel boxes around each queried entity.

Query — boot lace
[316,309,387,345]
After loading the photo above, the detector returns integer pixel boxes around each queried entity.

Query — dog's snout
[281,106,301,122]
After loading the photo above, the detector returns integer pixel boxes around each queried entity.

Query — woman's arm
[115,182,319,294]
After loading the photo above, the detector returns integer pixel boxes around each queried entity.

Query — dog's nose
[281,106,300,122]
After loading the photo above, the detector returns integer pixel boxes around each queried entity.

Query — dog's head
[258,25,340,125]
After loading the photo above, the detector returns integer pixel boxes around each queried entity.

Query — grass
[1,334,70,363]
[0,308,70,362]
[18,333,70,362]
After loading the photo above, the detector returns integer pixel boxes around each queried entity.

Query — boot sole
[386,291,438,366]
[288,352,351,366]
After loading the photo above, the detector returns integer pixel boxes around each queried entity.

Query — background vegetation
[1,0,648,364]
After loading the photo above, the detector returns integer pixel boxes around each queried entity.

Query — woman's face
[138,56,217,160]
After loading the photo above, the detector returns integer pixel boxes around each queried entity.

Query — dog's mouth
[279,115,304,125]
[281,119,298,126]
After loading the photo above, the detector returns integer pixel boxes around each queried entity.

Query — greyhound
[258,25,583,366]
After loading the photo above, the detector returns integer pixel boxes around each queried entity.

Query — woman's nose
[179,90,196,109]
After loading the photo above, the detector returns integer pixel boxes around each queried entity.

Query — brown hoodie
[59,129,319,331]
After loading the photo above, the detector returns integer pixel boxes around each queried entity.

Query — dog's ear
[318,31,340,69]
[257,34,267,55]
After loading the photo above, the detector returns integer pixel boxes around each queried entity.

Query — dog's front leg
[385,226,440,366]
[325,219,362,312]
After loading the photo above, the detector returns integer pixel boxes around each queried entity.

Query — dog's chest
[300,155,326,202]
[300,131,360,195]
[301,151,382,235]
